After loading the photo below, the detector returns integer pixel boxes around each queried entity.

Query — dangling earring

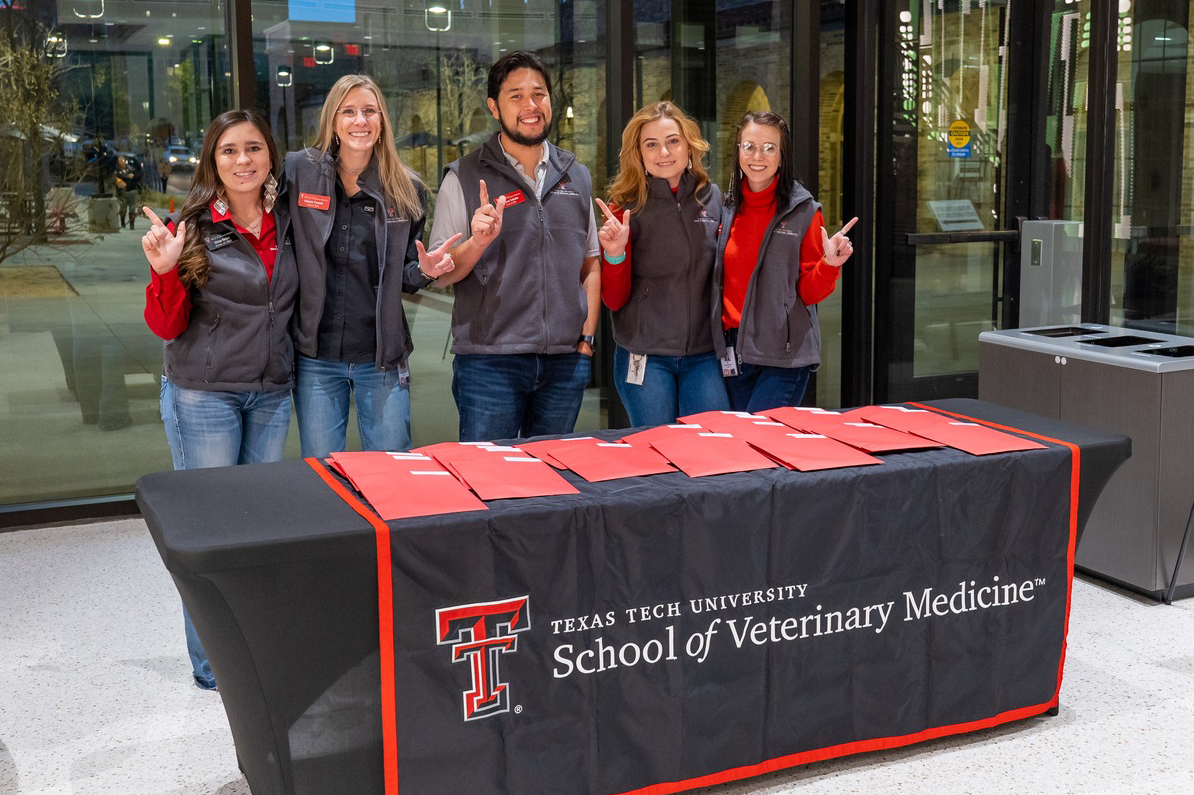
[213,188,228,216]
[333,133,340,148]
[262,174,279,214]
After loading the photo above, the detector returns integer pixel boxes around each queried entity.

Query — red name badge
[501,189,526,208]
[298,192,331,211]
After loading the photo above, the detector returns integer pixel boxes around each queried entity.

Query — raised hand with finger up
[141,206,187,275]
[821,216,858,268]
[470,179,507,250]
[416,232,463,282]
[595,198,630,259]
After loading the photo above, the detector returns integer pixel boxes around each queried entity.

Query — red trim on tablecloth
[305,457,399,795]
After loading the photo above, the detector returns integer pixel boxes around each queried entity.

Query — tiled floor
[1,519,1192,794]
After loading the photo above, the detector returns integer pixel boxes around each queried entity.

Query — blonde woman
[284,74,459,456]
[596,100,728,426]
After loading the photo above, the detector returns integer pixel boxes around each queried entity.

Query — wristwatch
[578,334,596,349]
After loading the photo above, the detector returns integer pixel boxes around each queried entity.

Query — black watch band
[579,334,596,349]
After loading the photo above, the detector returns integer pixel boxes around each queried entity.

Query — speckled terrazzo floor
[1,519,1193,794]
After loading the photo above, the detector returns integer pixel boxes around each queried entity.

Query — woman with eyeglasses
[596,101,729,426]
[711,110,857,412]
[141,109,298,690]
[284,74,460,456]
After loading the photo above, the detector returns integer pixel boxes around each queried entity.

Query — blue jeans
[160,377,292,688]
[724,360,812,413]
[293,355,412,457]
[452,352,591,441]
[613,346,730,427]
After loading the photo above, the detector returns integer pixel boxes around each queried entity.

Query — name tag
[298,192,331,211]
[626,353,647,386]
[204,232,236,251]
[501,189,526,208]
[720,347,739,377]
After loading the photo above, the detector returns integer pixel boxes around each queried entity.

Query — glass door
[875,1,1016,401]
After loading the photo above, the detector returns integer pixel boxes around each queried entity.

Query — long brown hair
[607,101,710,213]
[312,74,423,220]
[176,109,279,288]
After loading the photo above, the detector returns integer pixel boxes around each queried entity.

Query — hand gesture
[416,233,463,281]
[595,198,630,259]
[141,206,186,276]
[470,179,506,249]
[821,216,858,268]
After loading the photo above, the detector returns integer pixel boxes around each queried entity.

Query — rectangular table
[136,399,1129,795]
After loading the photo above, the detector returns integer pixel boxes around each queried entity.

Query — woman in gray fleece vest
[597,101,730,426]
[141,109,297,690]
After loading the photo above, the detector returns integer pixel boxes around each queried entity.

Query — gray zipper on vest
[537,197,548,350]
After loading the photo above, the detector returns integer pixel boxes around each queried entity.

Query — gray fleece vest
[446,135,592,355]
[283,149,430,371]
[711,182,823,369]
[613,173,722,356]
[162,212,298,392]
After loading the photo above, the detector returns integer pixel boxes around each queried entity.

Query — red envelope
[349,468,488,520]
[648,432,780,478]
[677,410,760,427]
[515,437,599,469]
[448,453,580,500]
[901,421,1048,456]
[418,443,528,481]
[761,406,852,433]
[619,424,705,448]
[819,422,944,453]
[327,451,445,491]
[747,433,884,471]
[763,408,942,453]
[852,406,1046,455]
[853,405,955,433]
[548,440,676,482]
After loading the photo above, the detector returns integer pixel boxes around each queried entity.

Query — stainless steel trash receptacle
[979,324,1194,599]
[1019,221,1083,327]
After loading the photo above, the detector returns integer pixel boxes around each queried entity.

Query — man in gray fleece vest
[430,51,601,442]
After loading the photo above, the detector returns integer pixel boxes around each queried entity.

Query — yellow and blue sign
[947,120,971,158]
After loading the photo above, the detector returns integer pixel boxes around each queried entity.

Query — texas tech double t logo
[435,597,530,721]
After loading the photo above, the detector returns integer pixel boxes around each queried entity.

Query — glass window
[1045,0,1093,222]
[1108,0,1194,335]
[817,2,847,408]
[0,1,229,507]
[250,0,608,447]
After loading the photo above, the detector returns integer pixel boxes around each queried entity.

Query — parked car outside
[160,145,198,173]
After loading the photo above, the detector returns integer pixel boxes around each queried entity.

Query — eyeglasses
[339,108,379,121]
[738,141,779,158]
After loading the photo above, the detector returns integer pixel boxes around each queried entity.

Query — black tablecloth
[136,399,1129,795]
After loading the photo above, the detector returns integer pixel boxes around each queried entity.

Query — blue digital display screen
[289,0,356,24]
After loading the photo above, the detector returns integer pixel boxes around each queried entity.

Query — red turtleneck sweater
[721,179,838,330]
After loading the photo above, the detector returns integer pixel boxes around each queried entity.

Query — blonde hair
[607,101,711,213]
[314,74,423,220]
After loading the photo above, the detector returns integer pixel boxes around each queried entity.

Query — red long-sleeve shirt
[721,179,838,330]
[143,202,278,340]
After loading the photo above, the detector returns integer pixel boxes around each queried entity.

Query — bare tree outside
[439,48,488,149]
[0,1,83,263]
